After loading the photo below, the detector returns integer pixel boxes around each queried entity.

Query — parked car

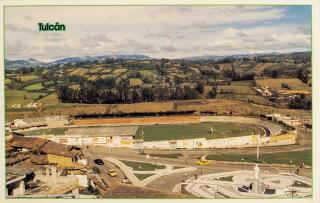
[121,177,131,184]
[92,167,100,174]
[107,169,118,177]
[94,159,104,165]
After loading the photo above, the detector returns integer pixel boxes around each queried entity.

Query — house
[7,136,85,168]
[6,166,35,196]
[6,136,91,198]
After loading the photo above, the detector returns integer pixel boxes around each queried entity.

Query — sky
[5,6,311,62]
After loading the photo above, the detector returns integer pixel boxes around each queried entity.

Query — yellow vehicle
[107,169,118,177]
[196,160,209,166]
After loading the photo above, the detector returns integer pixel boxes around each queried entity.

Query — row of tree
[56,78,216,104]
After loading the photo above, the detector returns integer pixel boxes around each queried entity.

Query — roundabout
[180,164,312,198]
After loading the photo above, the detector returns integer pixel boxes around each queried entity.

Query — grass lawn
[5,89,46,106]
[291,180,311,188]
[134,173,154,180]
[206,150,312,166]
[23,127,68,136]
[136,122,264,141]
[24,83,43,91]
[149,153,182,159]
[120,160,165,171]
[216,176,233,182]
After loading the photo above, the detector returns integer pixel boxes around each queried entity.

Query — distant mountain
[51,54,151,65]
[5,54,152,69]
[182,51,311,61]
[182,53,269,61]
[5,58,45,69]
[5,52,310,69]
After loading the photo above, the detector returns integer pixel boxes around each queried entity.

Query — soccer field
[206,150,312,166]
[136,122,264,141]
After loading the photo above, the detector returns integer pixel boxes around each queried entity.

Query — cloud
[79,33,113,48]
[44,33,66,42]
[4,6,311,61]
[23,15,33,21]
[113,38,157,54]
[5,23,34,33]
[264,37,277,43]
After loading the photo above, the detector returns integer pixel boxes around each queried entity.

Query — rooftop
[7,136,81,158]
[65,126,138,137]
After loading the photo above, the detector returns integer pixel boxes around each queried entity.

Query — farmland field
[136,122,264,141]
[113,68,127,74]
[256,77,311,91]
[100,73,121,79]
[130,78,143,86]
[24,83,43,91]
[218,85,255,94]
[5,90,46,106]
[139,70,157,77]
[70,68,88,76]
[5,78,11,85]
[37,93,60,105]
[14,75,39,82]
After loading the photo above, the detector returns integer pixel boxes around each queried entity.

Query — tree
[296,68,309,84]
[208,86,217,98]
[272,70,278,78]
[195,81,204,94]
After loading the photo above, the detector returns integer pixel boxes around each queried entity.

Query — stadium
[9,114,296,150]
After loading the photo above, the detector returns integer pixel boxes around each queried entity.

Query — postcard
[1,0,319,202]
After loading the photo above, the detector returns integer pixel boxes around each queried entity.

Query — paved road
[83,146,312,192]
[83,146,126,187]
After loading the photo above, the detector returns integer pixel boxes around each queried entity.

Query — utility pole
[154,157,157,169]
[256,134,260,162]
[185,155,188,166]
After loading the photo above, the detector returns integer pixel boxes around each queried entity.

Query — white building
[55,126,138,148]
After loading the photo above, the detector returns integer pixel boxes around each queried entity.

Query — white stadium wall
[20,115,296,149]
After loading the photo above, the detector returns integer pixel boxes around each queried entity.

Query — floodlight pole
[241,158,244,172]
[289,160,292,174]
[185,155,188,166]
[155,157,158,169]
[201,164,203,176]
